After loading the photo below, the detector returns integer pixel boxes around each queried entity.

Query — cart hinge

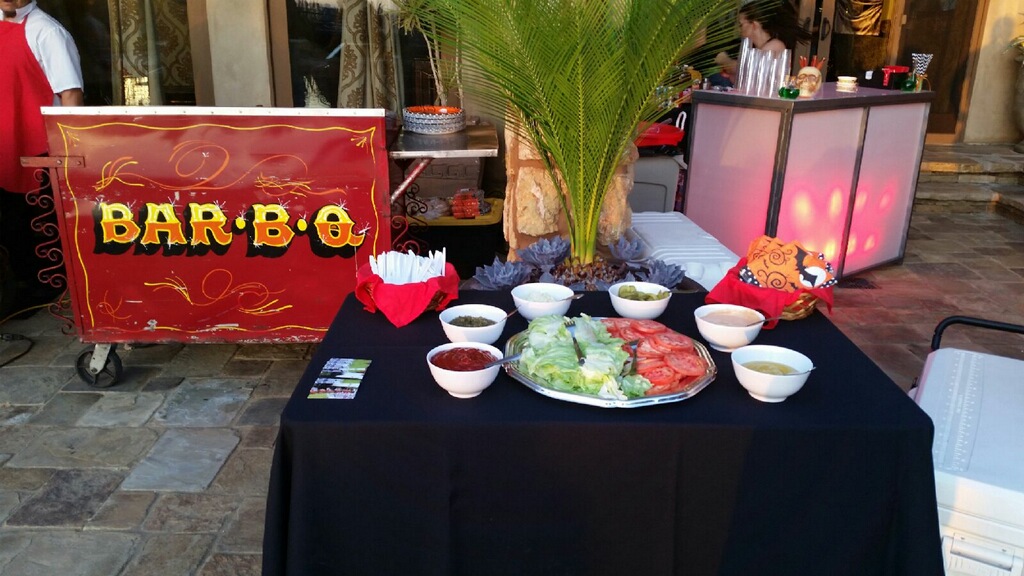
[942,534,1022,576]
[20,156,85,168]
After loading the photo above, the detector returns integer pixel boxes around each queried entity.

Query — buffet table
[263,291,944,576]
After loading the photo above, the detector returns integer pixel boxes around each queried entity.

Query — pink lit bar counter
[683,84,932,277]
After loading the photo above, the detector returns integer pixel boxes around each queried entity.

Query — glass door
[39,0,196,106]
[893,0,980,134]
[268,0,401,111]
[795,0,835,72]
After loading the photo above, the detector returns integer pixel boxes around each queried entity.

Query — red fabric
[706,258,833,329]
[0,18,55,193]
[355,262,460,328]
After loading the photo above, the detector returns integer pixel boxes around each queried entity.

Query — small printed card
[307,358,371,399]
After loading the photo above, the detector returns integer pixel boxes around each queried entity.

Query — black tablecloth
[263,291,943,576]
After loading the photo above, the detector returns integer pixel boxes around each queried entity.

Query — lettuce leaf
[518,315,649,399]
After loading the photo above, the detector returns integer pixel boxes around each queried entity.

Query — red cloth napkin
[355,262,460,328]
[707,236,836,328]
[706,258,833,329]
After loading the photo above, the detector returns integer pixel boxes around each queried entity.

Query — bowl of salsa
[426,342,503,398]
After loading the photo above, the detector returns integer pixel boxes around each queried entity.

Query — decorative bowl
[402,106,466,134]
[608,281,671,320]
[510,283,575,320]
[694,303,764,352]
[426,342,503,398]
[731,345,813,402]
[438,304,508,345]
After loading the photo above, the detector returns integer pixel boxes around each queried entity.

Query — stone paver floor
[0,205,1022,575]
[0,321,303,575]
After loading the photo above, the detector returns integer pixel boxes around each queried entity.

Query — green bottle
[900,73,917,92]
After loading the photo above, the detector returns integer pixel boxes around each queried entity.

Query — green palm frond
[402,0,736,262]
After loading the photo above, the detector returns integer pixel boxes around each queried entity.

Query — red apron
[0,16,55,193]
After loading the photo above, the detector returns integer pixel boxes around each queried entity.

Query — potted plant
[395,0,463,107]
[398,0,735,279]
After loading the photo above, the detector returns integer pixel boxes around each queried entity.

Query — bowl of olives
[608,281,671,320]
[438,304,508,345]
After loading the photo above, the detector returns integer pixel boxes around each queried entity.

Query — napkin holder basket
[355,262,460,328]
[706,258,832,328]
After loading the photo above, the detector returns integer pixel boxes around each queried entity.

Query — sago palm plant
[399,0,736,265]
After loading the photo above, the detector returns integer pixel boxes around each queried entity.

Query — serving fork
[623,339,640,375]
[564,319,586,365]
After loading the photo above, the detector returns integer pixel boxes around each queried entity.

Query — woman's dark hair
[739,0,814,49]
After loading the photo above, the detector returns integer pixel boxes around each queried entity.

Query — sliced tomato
[639,365,677,387]
[598,315,622,330]
[646,381,675,396]
[635,341,663,360]
[635,357,664,373]
[618,327,645,342]
[648,332,695,353]
[630,319,668,334]
[664,352,707,376]
[646,336,682,354]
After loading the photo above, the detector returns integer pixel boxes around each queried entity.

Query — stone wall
[501,125,637,260]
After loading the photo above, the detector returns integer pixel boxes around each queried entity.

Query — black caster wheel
[76,347,123,388]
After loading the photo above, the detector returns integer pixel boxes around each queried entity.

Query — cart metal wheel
[76,344,123,388]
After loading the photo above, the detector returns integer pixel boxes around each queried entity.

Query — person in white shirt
[0,0,83,314]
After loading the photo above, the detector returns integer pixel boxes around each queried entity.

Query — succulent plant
[639,259,685,289]
[608,236,645,262]
[516,236,571,267]
[473,257,534,291]
[549,256,626,291]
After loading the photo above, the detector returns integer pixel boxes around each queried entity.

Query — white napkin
[369,249,447,285]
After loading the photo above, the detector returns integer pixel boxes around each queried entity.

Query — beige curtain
[335,1,400,111]
[107,0,193,105]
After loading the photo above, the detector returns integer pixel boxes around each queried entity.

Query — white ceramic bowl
[510,283,574,320]
[694,303,765,352]
[439,304,508,344]
[731,345,814,402]
[608,281,671,320]
[426,342,503,398]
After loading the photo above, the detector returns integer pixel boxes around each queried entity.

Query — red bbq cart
[32,107,390,385]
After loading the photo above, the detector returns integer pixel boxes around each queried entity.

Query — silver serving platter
[502,330,717,408]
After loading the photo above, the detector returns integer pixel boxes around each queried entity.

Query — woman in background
[716,0,813,82]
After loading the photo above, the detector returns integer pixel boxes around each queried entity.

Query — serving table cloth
[263,290,943,576]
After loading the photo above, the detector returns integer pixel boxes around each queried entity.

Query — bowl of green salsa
[439,304,508,344]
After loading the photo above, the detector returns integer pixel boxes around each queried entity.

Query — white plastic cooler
[914,347,1024,575]
[629,212,739,291]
